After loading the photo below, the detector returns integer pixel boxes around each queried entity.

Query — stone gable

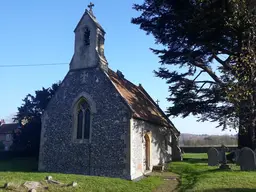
[39,67,131,179]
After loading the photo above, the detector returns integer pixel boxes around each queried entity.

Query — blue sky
[0,0,236,135]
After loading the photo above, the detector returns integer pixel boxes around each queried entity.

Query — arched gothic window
[76,98,91,140]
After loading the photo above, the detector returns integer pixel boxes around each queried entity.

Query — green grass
[2,154,256,192]
[182,153,208,160]
[0,158,163,192]
[170,153,256,192]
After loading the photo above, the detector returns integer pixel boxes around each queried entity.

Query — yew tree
[132,0,256,149]
[12,82,60,155]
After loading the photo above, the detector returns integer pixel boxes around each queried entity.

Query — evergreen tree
[132,0,256,149]
[12,82,60,156]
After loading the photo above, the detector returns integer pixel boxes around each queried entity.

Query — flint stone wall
[130,119,172,180]
[38,67,131,179]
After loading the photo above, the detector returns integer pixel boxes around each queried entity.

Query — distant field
[181,146,238,153]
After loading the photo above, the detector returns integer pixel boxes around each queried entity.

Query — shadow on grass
[0,157,38,172]
[183,158,208,164]
[171,158,236,192]
[201,188,256,192]
[175,171,200,192]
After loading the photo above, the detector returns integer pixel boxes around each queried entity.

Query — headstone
[235,149,241,165]
[47,179,63,185]
[46,176,53,180]
[71,182,78,187]
[219,145,230,170]
[239,147,256,171]
[219,145,227,164]
[218,152,223,164]
[226,150,235,163]
[4,183,12,189]
[207,147,219,166]
[4,182,19,189]
[23,181,41,190]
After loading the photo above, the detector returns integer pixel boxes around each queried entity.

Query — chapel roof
[107,69,179,134]
[0,123,18,134]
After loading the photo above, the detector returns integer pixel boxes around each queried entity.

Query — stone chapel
[38,5,182,180]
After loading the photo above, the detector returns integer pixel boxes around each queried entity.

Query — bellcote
[70,5,108,71]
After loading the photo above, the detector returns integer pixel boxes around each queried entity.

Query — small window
[84,28,90,46]
[75,98,91,140]
[97,35,104,56]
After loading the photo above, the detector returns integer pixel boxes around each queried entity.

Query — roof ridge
[107,68,179,133]
[108,68,138,87]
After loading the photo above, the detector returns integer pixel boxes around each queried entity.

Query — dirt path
[151,172,180,192]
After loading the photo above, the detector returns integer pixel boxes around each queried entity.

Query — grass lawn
[0,158,163,192]
[1,154,256,192]
[168,153,256,192]
[182,153,208,160]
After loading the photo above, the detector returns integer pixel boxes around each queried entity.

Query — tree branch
[192,61,224,85]
[195,82,207,96]
[194,80,217,84]
[193,70,204,82]
[214,55,232,70]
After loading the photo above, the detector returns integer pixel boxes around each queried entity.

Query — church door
[144,134,150,170]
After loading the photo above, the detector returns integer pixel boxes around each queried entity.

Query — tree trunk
[238,100,256,150]
[237,124,254,149]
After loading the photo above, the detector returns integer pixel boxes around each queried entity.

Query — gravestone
[207,147,219,166]
[226,150,235,163]
[218,152,223,164]
[235,149,241,165]
[219,145,227,163]
[219,144,230,170]
[23,181,41,190]
[239,147,256,171]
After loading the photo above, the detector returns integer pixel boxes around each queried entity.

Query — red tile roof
[0,123,18,134]
[107,69,179,134]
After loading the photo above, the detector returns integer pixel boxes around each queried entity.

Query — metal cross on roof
[156,99,160,105]
[88,2,95,13]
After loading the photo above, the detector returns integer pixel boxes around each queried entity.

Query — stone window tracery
[75,98,91,140]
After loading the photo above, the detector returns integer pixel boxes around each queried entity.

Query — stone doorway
[144,134,151,170]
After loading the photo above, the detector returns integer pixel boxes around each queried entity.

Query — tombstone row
[207,147,256,171]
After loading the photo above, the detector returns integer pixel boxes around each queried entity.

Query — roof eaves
[132,115,169,128]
